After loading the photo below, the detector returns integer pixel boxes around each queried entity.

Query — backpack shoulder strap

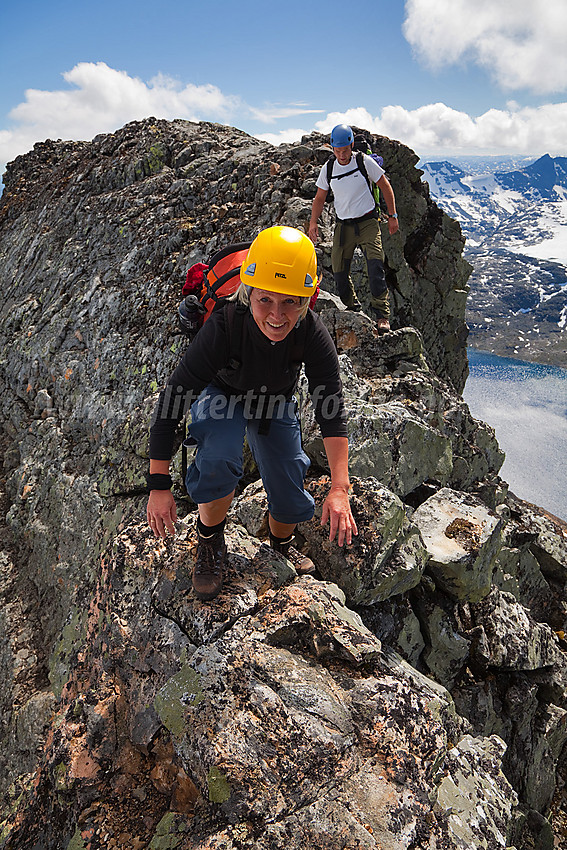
[356,151,373,193]
[327,151,373,194]
[288,317,308,369]
[224,301,248,371]
[356,151,378,209]
[326,154,336,186]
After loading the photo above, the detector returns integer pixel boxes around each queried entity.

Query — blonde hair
[235,281,310,321]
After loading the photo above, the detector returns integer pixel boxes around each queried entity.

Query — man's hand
[321,485,358,547]
[388,216,400,236]
[147,489,178,538]
[309,188,327,245]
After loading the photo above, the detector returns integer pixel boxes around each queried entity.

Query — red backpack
[178,242,252,337]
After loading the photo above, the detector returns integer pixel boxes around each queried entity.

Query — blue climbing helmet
[330,124,354,147]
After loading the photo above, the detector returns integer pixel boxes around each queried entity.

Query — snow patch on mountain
[506,198,567,264]
[421,154,567,366]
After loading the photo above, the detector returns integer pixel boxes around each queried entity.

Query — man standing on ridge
[309,124,399,332]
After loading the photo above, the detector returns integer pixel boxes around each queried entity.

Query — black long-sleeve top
[149,306,347,460]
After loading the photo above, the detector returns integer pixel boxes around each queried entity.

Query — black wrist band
[146,472,173,492]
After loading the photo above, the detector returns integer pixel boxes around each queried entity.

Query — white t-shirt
[316,153,385,220]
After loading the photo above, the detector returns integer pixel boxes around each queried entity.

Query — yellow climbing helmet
[240,226,317,297]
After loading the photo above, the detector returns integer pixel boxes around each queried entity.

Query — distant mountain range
[420,154,567,367]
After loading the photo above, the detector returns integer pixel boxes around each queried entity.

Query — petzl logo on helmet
[244,263,256,276]
[274,272,287,279]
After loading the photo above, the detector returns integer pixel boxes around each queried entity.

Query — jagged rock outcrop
[0,118,566,849]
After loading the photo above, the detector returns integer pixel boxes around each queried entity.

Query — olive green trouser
[331,216,390,319]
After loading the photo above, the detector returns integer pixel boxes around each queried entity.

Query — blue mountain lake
[463,349,567,522]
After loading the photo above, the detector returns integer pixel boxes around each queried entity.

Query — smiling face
[249,288,304,342]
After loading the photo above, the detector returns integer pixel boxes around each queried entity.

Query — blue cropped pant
[185,385,315,525]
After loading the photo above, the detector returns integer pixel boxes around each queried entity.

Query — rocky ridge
[0,118,566,849]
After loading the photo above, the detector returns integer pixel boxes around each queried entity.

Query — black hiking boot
[341,296,362,312]
[269,532,315,575]
[192,528,226,601]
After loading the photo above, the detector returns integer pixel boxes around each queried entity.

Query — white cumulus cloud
[403,0,567,94]
[312,102,567,157]
[256,128,311,146]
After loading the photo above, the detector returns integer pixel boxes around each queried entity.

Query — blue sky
[1,0,567,180]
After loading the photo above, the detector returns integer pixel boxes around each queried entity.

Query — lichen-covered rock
[506,493,567,582]
[492,543,554,625]
[357,595,426,668]
[297,315,504,501]
[469,587,560,671]
[300,476,428,605]
[0,518,519,850]
[159,571,511,848]
[151,518,296,647]
[418,598,472,689]
[412,487,503,601]
[434,735,518,849]
[345,398,454,497]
